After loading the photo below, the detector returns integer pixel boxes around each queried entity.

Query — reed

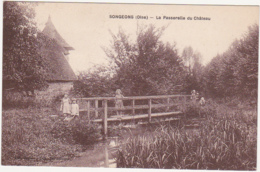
[116,102,257,170]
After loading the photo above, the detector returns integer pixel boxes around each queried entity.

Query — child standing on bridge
[115,89,124,118]
[191,90,199,103]
[199,97,206,106]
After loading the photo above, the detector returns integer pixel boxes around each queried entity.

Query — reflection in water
[105,145,109,167]
[109,140,116,147]
[103,137,119,168]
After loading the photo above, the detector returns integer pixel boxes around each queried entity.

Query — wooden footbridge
[77,94,191,138]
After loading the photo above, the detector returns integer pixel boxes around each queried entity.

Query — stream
[41,120,200,168]
[43,124,141,168]
[42,136,120,168]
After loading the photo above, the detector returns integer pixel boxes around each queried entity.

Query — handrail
[79,102,183,112]
[78,94,190,139]
[77,94,191,101]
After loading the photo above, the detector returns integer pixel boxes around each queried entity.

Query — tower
[42,16,74,61]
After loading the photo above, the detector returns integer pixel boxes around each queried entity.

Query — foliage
[75,24,258,102]
[3,2,47,92]
[103,24,186,96]
[51,118,101,146]
[2,108,101,165]
[204,24,258,100]
[116,102,257,170]
[73,24,187,97]
[73,65,117,97]
[2,89,66,109]
[181,47,205,94]
[183,99,218,119]
[3,2,51,109]
[2,91,35,109]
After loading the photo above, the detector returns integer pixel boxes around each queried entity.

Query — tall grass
[116,101,257,170]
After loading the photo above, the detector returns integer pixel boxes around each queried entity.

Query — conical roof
[39,17,77,81]
[39,33,77,81]
[42,16,74,50]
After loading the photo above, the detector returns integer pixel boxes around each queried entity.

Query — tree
[234,24,258,100]
[3,2,47,95]
[182,47,204,94]
[203,24,258,100]
[73,65,117,97]
[182,46,194,74]
[103,24,186,96]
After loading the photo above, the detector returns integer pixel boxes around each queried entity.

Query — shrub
[183,101,200,118]
[2,107,101,165]
[51,119,101,146]
[2,90,36,109]
[182,99,220,119]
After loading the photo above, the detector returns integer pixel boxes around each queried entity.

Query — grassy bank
[116,101,257,170]
[2,107,101,165]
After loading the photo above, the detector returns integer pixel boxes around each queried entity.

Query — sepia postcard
[1,1,259,172]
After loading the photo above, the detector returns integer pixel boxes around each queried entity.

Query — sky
[34,3,259,73]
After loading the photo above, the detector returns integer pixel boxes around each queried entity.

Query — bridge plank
[92,111,183,123]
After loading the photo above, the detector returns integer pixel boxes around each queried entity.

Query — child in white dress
[191,90,199,103]
[199,97,206,106]
[64,98,79,122]
[60,94,71,117]
[71,98,79,117]
[115,89,124,117]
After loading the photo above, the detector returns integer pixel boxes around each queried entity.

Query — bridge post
[148,99,152,123]
[103,100,108,140]
[95,100,98,118]
[87,100,90,124]
[166,97,170,111]
[183,96,187,119]
[132,99,135,115]
[184,96,187,104]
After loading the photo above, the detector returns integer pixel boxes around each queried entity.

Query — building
[35,16,77,100]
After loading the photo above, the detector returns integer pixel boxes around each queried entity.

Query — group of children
[60,94,79,121]
[60,89,124,121]
[191,90,206,106]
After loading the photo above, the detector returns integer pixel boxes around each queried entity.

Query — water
[41,137,120,167]
[42,121,197,168]
[98,137,119,168]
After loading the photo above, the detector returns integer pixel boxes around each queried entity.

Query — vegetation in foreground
[2,107,101,165]
[116,101,257,170]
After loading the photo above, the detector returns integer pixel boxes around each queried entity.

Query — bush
[183,100,212,118]
[51,119,101,146]
[183,101,201,117]
[2,90,35,109]
[2,107,101,165]
[183,99,224,119]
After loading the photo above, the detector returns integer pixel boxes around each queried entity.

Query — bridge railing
[77,95,191,119]
[77,95,191,136]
